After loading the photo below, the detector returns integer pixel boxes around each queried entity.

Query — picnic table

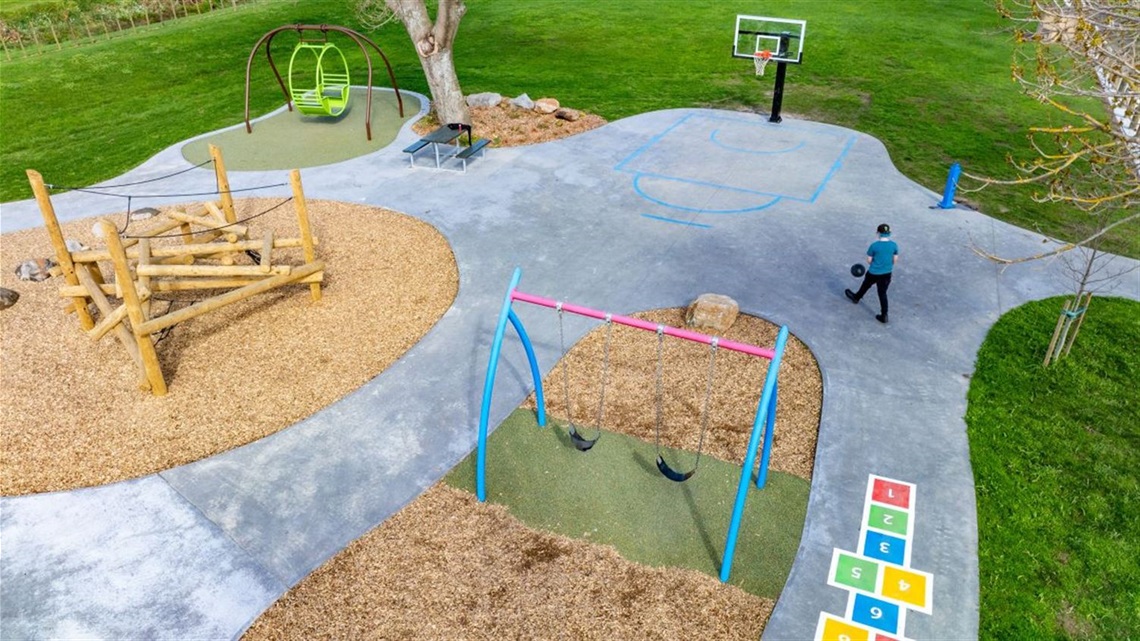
[403,124,490,172]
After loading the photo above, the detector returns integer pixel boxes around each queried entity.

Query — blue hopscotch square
[851,593,901,634]
[863,530,907,566]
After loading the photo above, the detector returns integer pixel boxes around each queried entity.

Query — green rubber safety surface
[181,88,421,171]
[445,409,810,598]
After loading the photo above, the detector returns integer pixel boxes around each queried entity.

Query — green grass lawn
[445,409,810,598]
[1,0,1134,256]
[967,297,1140,639]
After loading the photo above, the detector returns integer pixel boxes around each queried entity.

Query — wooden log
[210,144,237,224]
[27,169,95,329]
[291,169,321,302]
[203,201,241,234]
[136,264,292,277]
[261,230,273,271]
[166,210,244,243]
[100,220,167,395]
[179,221,194,244]
[58,271,324,296]
[138,261,324,335]
[70,237,311,263]
[74,263,149,390]
[138,238,153,318]
[119,211,191,249]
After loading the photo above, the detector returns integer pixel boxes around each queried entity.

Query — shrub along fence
[0,0,259,59]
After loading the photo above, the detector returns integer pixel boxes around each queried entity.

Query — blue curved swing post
[720,325,788,583]
[476,267,546,502]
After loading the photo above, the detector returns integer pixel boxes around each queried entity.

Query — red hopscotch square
[875,634,901,641]
[871,479,911,509]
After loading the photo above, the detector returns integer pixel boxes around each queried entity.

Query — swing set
[477,267,790,582]
[243,24,405,141]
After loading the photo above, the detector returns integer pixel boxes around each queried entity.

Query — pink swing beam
[510,290,776,360]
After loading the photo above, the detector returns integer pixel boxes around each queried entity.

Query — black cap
[877,223,891,235]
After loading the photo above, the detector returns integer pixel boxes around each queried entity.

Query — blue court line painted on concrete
[616,112,858,214]
[613,113,695,172]
[640,213,713,228]
[633,174,783,214]
[634,171,783,198]
[709,128,805,155]
[807,134,858,203]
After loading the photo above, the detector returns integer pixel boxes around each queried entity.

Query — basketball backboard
[733,15,806,64]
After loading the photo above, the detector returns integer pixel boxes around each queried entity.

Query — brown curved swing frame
[244,24,404,141]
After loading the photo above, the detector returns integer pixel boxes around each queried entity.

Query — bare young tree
[355,0,471,125]
[965,0,1139,266]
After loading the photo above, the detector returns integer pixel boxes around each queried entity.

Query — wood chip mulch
[0,198,457,496]
[244,483,774,641]
[412,100,607,147]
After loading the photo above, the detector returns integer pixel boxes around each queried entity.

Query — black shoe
[876,314,889,324]
[845,289,859,304]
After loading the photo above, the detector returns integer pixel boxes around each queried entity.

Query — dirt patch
[412,100,607,147]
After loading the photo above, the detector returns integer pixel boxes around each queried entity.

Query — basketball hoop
[753,50,773,76]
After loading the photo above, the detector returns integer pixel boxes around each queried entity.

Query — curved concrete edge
[0,89,432,235]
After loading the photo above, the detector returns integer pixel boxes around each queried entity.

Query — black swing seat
[568,426,599,451]
[656,455,695,482]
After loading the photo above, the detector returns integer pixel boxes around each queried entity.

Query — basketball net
[754,50,772,76]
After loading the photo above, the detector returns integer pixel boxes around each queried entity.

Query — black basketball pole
[769,61,787,123]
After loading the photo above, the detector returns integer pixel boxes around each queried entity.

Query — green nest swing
[288,42,350,117]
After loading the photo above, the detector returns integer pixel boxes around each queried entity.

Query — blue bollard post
[938,162,961,209]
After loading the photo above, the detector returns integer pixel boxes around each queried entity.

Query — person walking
[846,223,898,323]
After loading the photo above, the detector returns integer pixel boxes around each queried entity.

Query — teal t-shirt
[867,239,898,275]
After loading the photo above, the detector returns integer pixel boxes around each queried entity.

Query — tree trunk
[420,48,469,124]
[386,0,471,125]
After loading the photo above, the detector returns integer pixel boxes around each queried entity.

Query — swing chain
[594,314,614,437]
[694,338,719,472]
[556,302,577,431]
[653,325,666,447]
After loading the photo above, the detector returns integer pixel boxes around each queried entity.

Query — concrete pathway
[2,100,1138,640]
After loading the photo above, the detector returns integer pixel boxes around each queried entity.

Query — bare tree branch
[969,208,1140,265]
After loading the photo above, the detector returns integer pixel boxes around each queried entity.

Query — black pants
[854,272,892,316]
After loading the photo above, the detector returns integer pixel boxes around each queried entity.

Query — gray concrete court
[2,97,1138,640]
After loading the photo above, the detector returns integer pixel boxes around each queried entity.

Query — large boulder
[534,98,560,114]
[466,92,503,108]
[684,293,740,335]
[509,93,535,110]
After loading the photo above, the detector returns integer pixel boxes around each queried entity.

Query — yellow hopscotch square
[881,565,932,613]
[815,613,870,641]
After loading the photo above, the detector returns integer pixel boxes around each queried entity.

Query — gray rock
[509,93,535,110]
[14,258,56,282]
[555,108,581,122]
[65,239,89,252]
[0,287,19,310]
[466,92,503,108]
[130,207,160,221]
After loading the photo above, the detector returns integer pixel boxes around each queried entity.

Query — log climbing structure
[26,145,324,396]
